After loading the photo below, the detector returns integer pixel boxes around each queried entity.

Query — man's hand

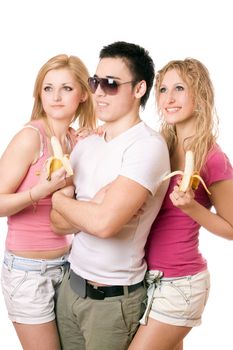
[51,185,76,235]
[58,184,75,198]
[52,185,74,210]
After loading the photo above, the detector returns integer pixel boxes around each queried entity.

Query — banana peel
[163,150,211,195]
[46,136,73,180]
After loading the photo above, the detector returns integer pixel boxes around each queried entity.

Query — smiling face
[92,57,140,123]
[41,68,85,123]
[157,69,195,127]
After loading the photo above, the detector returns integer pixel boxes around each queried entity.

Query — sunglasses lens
[88,77,119,95]
[88,77,98,93]
[100,79,118,95]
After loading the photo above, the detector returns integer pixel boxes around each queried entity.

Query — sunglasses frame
[88,76,135,95]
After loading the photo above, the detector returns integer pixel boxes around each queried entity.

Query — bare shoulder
[10,125,41,151]
[1,125,41,164]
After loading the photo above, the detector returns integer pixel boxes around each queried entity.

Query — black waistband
[69,269,143,300]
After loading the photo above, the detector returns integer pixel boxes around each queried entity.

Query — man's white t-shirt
[69,122,170,285]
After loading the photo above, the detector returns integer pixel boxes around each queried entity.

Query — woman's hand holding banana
[163,150,211,210]
[163,150,211,194]
[30,137,74,202]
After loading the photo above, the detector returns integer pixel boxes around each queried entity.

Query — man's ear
[134,80,147,99]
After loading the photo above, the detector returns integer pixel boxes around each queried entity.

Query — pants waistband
[3,251,68,274]
[69,269,143,300]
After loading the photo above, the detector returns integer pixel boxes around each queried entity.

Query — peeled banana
[46,136,73,180]
[163,150,211,195]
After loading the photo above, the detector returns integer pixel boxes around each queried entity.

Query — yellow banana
[46,136,73,180]
[163,150,211,195]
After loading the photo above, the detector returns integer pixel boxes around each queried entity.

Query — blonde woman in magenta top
[129,59,233,350]
[0,54,95,350]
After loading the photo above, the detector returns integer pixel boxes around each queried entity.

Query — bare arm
[0,128,69,217]
[50,185,78,235]
[52,175,149,238]
[50,208,78,234]
[171,179,233,240]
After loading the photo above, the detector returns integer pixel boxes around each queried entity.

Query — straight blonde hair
[31,54,96,129]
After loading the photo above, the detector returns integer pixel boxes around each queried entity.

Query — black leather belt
[69,269,143,300]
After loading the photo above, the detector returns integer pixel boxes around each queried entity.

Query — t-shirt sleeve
[203,146,233,186]
[119,135,170,196]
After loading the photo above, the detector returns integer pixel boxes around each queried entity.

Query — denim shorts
[141,269,210,327]
[1,250,68,324]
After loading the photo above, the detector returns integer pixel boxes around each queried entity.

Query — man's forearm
[52,176,149,238]
[50,207,79,235]
[52,190,107,236]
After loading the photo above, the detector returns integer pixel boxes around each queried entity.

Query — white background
[0,1,232,349]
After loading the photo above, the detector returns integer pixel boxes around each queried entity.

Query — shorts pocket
[168,279,191,304]
[153,278,192,319]
[1,266,29,299]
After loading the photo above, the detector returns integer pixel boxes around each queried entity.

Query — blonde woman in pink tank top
[0,54,96,350]
[129,59,233,350]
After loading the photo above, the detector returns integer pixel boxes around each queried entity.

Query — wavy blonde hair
[155,58,219,171]
[31,54,96,129]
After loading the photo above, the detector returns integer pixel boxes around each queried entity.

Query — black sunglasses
[88,76,135,95]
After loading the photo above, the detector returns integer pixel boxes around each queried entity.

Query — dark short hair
[100,41,155,108]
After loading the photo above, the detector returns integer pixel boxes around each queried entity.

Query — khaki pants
[56,269,146,350]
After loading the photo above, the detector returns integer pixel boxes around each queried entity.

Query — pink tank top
[146,145,233,277]
[6,120,73,251]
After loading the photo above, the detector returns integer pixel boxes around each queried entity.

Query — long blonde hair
[155,58,218,171]
[31,54,96,129]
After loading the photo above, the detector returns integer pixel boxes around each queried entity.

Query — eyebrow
[160,82,185,87]
[94,74,121,80]
[42,82,74,85]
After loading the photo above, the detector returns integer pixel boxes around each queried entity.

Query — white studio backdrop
[0,1,232,349]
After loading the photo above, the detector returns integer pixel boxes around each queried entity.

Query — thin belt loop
[123,286,129,297]
[7,253,14,271]
[40,260,47,274]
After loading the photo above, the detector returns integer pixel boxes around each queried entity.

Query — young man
[51,41,170,350]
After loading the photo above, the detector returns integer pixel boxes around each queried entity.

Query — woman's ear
[80,91,88,103]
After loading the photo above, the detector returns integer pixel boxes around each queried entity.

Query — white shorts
[143,269,210,327]
[1,251,68,324]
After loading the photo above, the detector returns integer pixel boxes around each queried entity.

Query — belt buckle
[87,284,105,300]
